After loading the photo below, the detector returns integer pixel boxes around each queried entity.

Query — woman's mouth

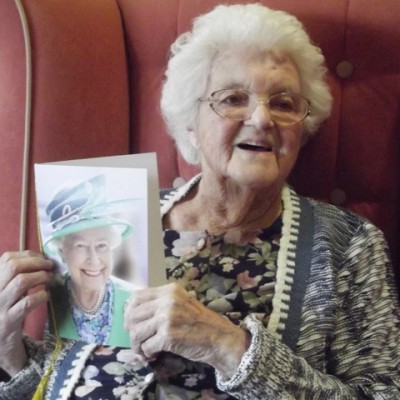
[237,143,274,152]
[82,269,102,277]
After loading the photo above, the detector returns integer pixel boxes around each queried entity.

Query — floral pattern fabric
[73,346,152,399]
[71,218,282,399]
[70,279,114,345]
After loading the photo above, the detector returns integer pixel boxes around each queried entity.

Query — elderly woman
[0,4,399,399]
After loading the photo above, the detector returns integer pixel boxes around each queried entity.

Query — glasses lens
[269,93,309,125]
[211,89,251,120]
[208,90,310,124]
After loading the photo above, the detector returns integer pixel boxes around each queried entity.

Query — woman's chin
[226,167,281,191]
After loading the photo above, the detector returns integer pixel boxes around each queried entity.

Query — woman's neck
[164,176,283,234]
[69,280,105,313]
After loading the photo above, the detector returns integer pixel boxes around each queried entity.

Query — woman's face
[59,226,115,294]
[191,50,305,192]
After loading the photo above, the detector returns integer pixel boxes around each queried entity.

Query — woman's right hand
[0,251,53,377]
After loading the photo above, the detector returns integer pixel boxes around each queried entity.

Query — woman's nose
[87,247,101,264]
[244,102,275,130]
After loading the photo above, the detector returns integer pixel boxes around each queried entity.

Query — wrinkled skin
[0,251,53,376]
[124,282,250,378]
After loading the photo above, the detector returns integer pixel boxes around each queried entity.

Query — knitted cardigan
[1,180,399,399]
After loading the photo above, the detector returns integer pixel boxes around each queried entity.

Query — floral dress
[71,218,282,399]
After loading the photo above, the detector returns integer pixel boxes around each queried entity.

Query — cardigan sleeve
[216,220,400,399]
[0,333,76,400]
[0,335,47,400]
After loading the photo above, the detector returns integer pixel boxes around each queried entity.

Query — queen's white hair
[160,3,333,165]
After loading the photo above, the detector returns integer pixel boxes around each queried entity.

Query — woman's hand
[124,282,250,378]
[0,251,53,377]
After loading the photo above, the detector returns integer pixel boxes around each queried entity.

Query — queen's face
[59,226,116,295]
[192,50,305,192]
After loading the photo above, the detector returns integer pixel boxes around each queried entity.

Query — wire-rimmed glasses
[199,89,311,125]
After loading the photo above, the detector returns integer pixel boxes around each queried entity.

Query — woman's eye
[220,92,248,107]
[271,97,296,112]
[73,243,88,251]
[96,242,110,252]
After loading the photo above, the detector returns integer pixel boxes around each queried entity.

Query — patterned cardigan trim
[268,185,301,341]
[48,341,97,400]
[274,191,314,349]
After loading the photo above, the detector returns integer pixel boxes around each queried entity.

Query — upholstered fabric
[0,0,130,254]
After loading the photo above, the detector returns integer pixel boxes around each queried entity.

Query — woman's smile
[235,135,277,153]
[81,268,104,278]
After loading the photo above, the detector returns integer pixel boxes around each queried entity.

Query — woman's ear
[187,126,200,150]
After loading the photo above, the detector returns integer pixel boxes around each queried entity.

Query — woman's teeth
[238,143,272,152]
[83,270,102,277]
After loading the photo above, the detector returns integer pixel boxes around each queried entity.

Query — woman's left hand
[124,282,250,378]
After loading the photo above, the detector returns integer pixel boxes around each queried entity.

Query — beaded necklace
[68,279,106,317]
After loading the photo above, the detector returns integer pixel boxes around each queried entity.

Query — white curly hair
[160,3,333,165]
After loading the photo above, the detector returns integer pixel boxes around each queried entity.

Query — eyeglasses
[199,89,311,125]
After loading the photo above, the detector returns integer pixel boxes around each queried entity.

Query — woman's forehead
[207,49,300,92]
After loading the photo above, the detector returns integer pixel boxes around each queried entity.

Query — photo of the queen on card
[36,168,146,347]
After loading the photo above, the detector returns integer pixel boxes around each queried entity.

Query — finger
[115,348,147,364]
[128,343,148,362]
[124,283,187,327]
[124,298,158,328]
[127,332,151,362]
[0,250,51,269]
[0,270,53,311]
[132,334,159,362]
[125,312,160,362]
[125,286,164,309]
[140,331,165,361]
[127,316,158,345]
[128,283,186,306]
[0,252,53,289]
[124,285,170,323]
[126,282,189,311]
[124,283,194,337]
[7,289,49,324]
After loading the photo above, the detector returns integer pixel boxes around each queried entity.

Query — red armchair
[1,0,399,338]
